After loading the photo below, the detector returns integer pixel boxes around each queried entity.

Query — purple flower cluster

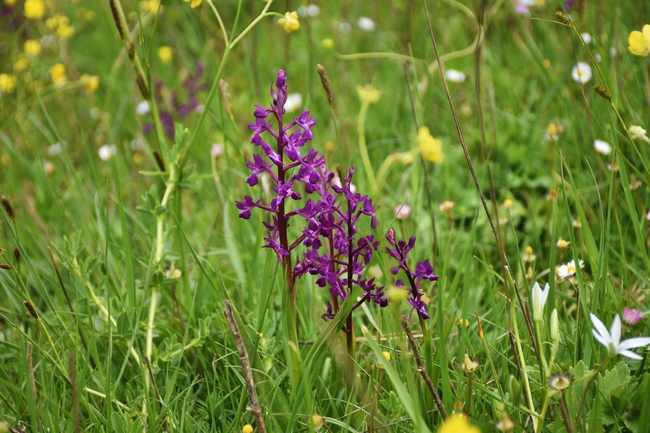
[143,62,206,140]
[236,70,387,320]
[385,229,437,319]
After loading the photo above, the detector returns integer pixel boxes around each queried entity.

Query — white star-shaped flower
[590,313,650,360]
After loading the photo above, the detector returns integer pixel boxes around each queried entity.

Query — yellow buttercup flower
[628,24,650,57]
[14,58,29,73]
[24,40,42,56]
[242,425,253,433]
[24,0,45,20]
[183,0,202,8]
[418,126,444,163]
[81,75,100,94]
[5,0,18,6]
[278,11,300,33]
[49,63,67,86]
[57,23,75,38]
[438,413,481,433]
[47,13,68,29]
[356,84,381,105]
[0,74,17,93]
[158,46,173,63]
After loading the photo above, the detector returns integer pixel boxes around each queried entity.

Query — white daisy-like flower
[594,139,612,155]
[556,259,584,279]
[357,17,376,32]
[284,93,303,113]
[590,313,650,360]
[98,144,117,161]
[136,100,150,115]
[531,281,550,321]
[571,62,592,84]
[445,69,466,83]
[580,32,592,45]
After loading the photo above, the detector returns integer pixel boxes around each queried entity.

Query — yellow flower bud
[242,425,253,433]
[417,127,443,163]
[24,39,42,56]
[278,11,300,33]
[158,46,173,63]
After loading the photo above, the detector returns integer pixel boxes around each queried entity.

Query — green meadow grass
[2,0,650,431]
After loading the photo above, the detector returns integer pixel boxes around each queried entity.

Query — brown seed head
[316,64,334,108]
[594,84,612,101]
[1,196,14,221]
[554,10,572,25]
[24,301,39,319]
[0,264,11,270]
[109,0,124,40]
[128,42,135,60]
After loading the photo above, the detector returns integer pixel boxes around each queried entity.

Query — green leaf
[600,361,631,400]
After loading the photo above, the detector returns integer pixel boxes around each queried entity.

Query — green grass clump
[2,0,650,432]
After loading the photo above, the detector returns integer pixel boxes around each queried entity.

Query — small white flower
[41,35,57,48]
[629,125,650,143]
[394,204,411,220]
[195,104,205,114]
[298,5,320,17]
[550,309,559,342]
[335,21,351,33]
[531,282,550,321]
[89,107,101,119]
[609,46,617,57]
[47,142,64,156]
[556,259,584,279]
[590,313,650,360]
[594,139,612,155]
[571,62,592,84]
[357,17,376,32]
[646,211,650,221]
[445,69,466,83]
[136,100,150,115]
[594,53,602,63]
[284,93,303,113]
[98,144,117,161]
[580,32,592,45]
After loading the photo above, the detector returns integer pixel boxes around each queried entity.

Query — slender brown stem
[558,394,574,433]
[421,0,538,355]
[48,247,96,369]
[575,357,609,423]
[224,301,268,433]
[402,61,438,268]
[401,316,446,419]
[145,356,170,433]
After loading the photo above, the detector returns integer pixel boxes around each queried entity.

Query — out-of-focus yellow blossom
[57,23,75,38]
[1,154,11,165]
[628,25,650,57]
[24,0,45,20]
[386,285,408,303]
[141,0,161,13]
[278,11,300,33]
[356,84,381,105]
[503,199,513,209]
[81,75,100,94]
[321,38,334,49]
[242,425,253,433]
[5,0,18,6]
[49,63,67,86]
[24,40,42,56]
[14,58,29,73]
[158,46,173,63]
[0,74,17,93]
[418,126,444,163]
[438,413,481,433]
[183,0,202,8]
[83,10,95,21]
[46,13,68,29]
[324,141,335,152]
[311,414,324,430]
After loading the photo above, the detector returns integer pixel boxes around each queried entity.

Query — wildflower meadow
[2,0,650,432]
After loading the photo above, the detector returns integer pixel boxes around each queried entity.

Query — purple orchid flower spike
[236,69,388,321]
